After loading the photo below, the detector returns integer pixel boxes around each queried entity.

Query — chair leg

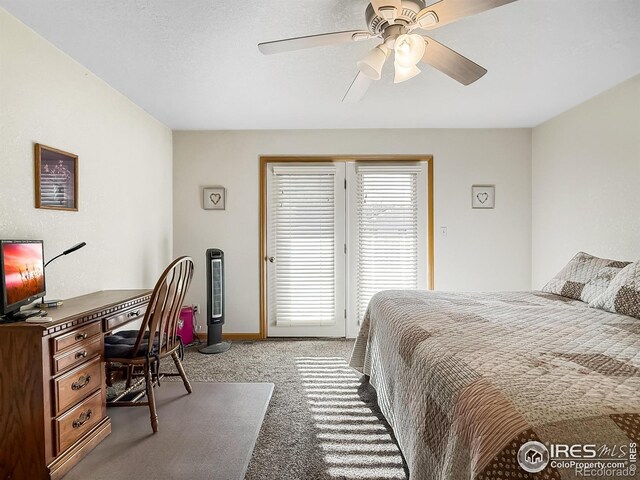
[105,363,113,388]
[143,360,159,433]
[125,365,134,389]
[171,351,192,394]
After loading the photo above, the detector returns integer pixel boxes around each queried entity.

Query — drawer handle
[75,332,89,341]
[72,409,93,428]
[71,375,91,391]
[75,350,88,359]
[127,310,141,318]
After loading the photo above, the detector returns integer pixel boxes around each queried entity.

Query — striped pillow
[542,252,631,302]
[590,261,640,319]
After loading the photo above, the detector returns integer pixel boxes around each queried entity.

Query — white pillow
[590,261,640,319]
[542,252,630,302]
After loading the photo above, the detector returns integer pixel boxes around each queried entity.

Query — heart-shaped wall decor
[477,192,489,204]
[210,193,222,205]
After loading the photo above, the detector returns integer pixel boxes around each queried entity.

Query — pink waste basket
[177,306,195,345]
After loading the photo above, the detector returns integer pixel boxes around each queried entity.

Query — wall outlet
[193,304,200,314]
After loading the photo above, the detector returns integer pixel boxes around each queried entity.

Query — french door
[266,161,429,337]
[267,163,346,337]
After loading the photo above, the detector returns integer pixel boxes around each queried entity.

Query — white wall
[173,129,532,334]
[0,9,173,301]
[532,75,640,288]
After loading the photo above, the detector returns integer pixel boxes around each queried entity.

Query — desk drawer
[54,357,102,415]
[55,389,104,454]
[52,335,102,375]
[52,322,102,354]
[104,304,147,332]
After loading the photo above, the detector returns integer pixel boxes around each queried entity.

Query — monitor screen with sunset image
[0,240,46,317]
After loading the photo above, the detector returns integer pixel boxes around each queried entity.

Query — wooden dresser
[0,290,151,480]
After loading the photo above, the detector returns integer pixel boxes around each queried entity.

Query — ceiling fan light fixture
[394,34,426,69]
[357,44,389,80]
[394,62,421,83]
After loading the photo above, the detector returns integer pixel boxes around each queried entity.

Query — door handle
[267,256,275,263]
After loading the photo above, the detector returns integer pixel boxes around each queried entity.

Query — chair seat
[105,330,166,359]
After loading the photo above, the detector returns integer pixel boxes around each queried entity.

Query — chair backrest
[130,256,194,358]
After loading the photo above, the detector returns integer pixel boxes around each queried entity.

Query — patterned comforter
[350,290,640,480]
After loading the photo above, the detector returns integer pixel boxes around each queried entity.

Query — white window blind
[270,165,337,327]
[355,165,420,321]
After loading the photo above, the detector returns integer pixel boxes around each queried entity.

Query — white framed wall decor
[203,186,226,210]
[472,185,495,209]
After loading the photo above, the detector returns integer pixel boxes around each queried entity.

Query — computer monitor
[0,240,46,320]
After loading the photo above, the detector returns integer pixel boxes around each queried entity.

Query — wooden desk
[0,290,151,480]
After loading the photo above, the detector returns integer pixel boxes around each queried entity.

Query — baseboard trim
[196,333,263,342]
[223,333,263,341]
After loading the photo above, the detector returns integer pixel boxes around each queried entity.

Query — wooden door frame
[259,155,435,339]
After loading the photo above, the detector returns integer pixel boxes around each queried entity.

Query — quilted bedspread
[350,290,640,480]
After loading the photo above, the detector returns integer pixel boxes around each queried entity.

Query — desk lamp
[37,242,86,308]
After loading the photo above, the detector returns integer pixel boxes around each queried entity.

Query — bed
[350,290,640,480]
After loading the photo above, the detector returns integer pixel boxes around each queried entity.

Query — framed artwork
[472,185,495,209]
[203,187,226,210]
[35,144,78,211]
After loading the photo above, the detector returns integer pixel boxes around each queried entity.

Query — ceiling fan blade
[421,36,487,85]
[416,0,518,30]
[258,30,372,55]
[342,71,374,103]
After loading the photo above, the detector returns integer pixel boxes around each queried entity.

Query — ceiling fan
[258,0,518,102]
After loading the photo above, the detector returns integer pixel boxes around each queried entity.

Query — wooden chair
[104,256,194,433]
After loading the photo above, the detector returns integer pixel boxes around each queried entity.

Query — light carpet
[179,339,409,480]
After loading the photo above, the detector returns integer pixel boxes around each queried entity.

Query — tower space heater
[199,249,231,354]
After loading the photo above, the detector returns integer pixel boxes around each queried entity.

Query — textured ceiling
[2,0,639,129]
